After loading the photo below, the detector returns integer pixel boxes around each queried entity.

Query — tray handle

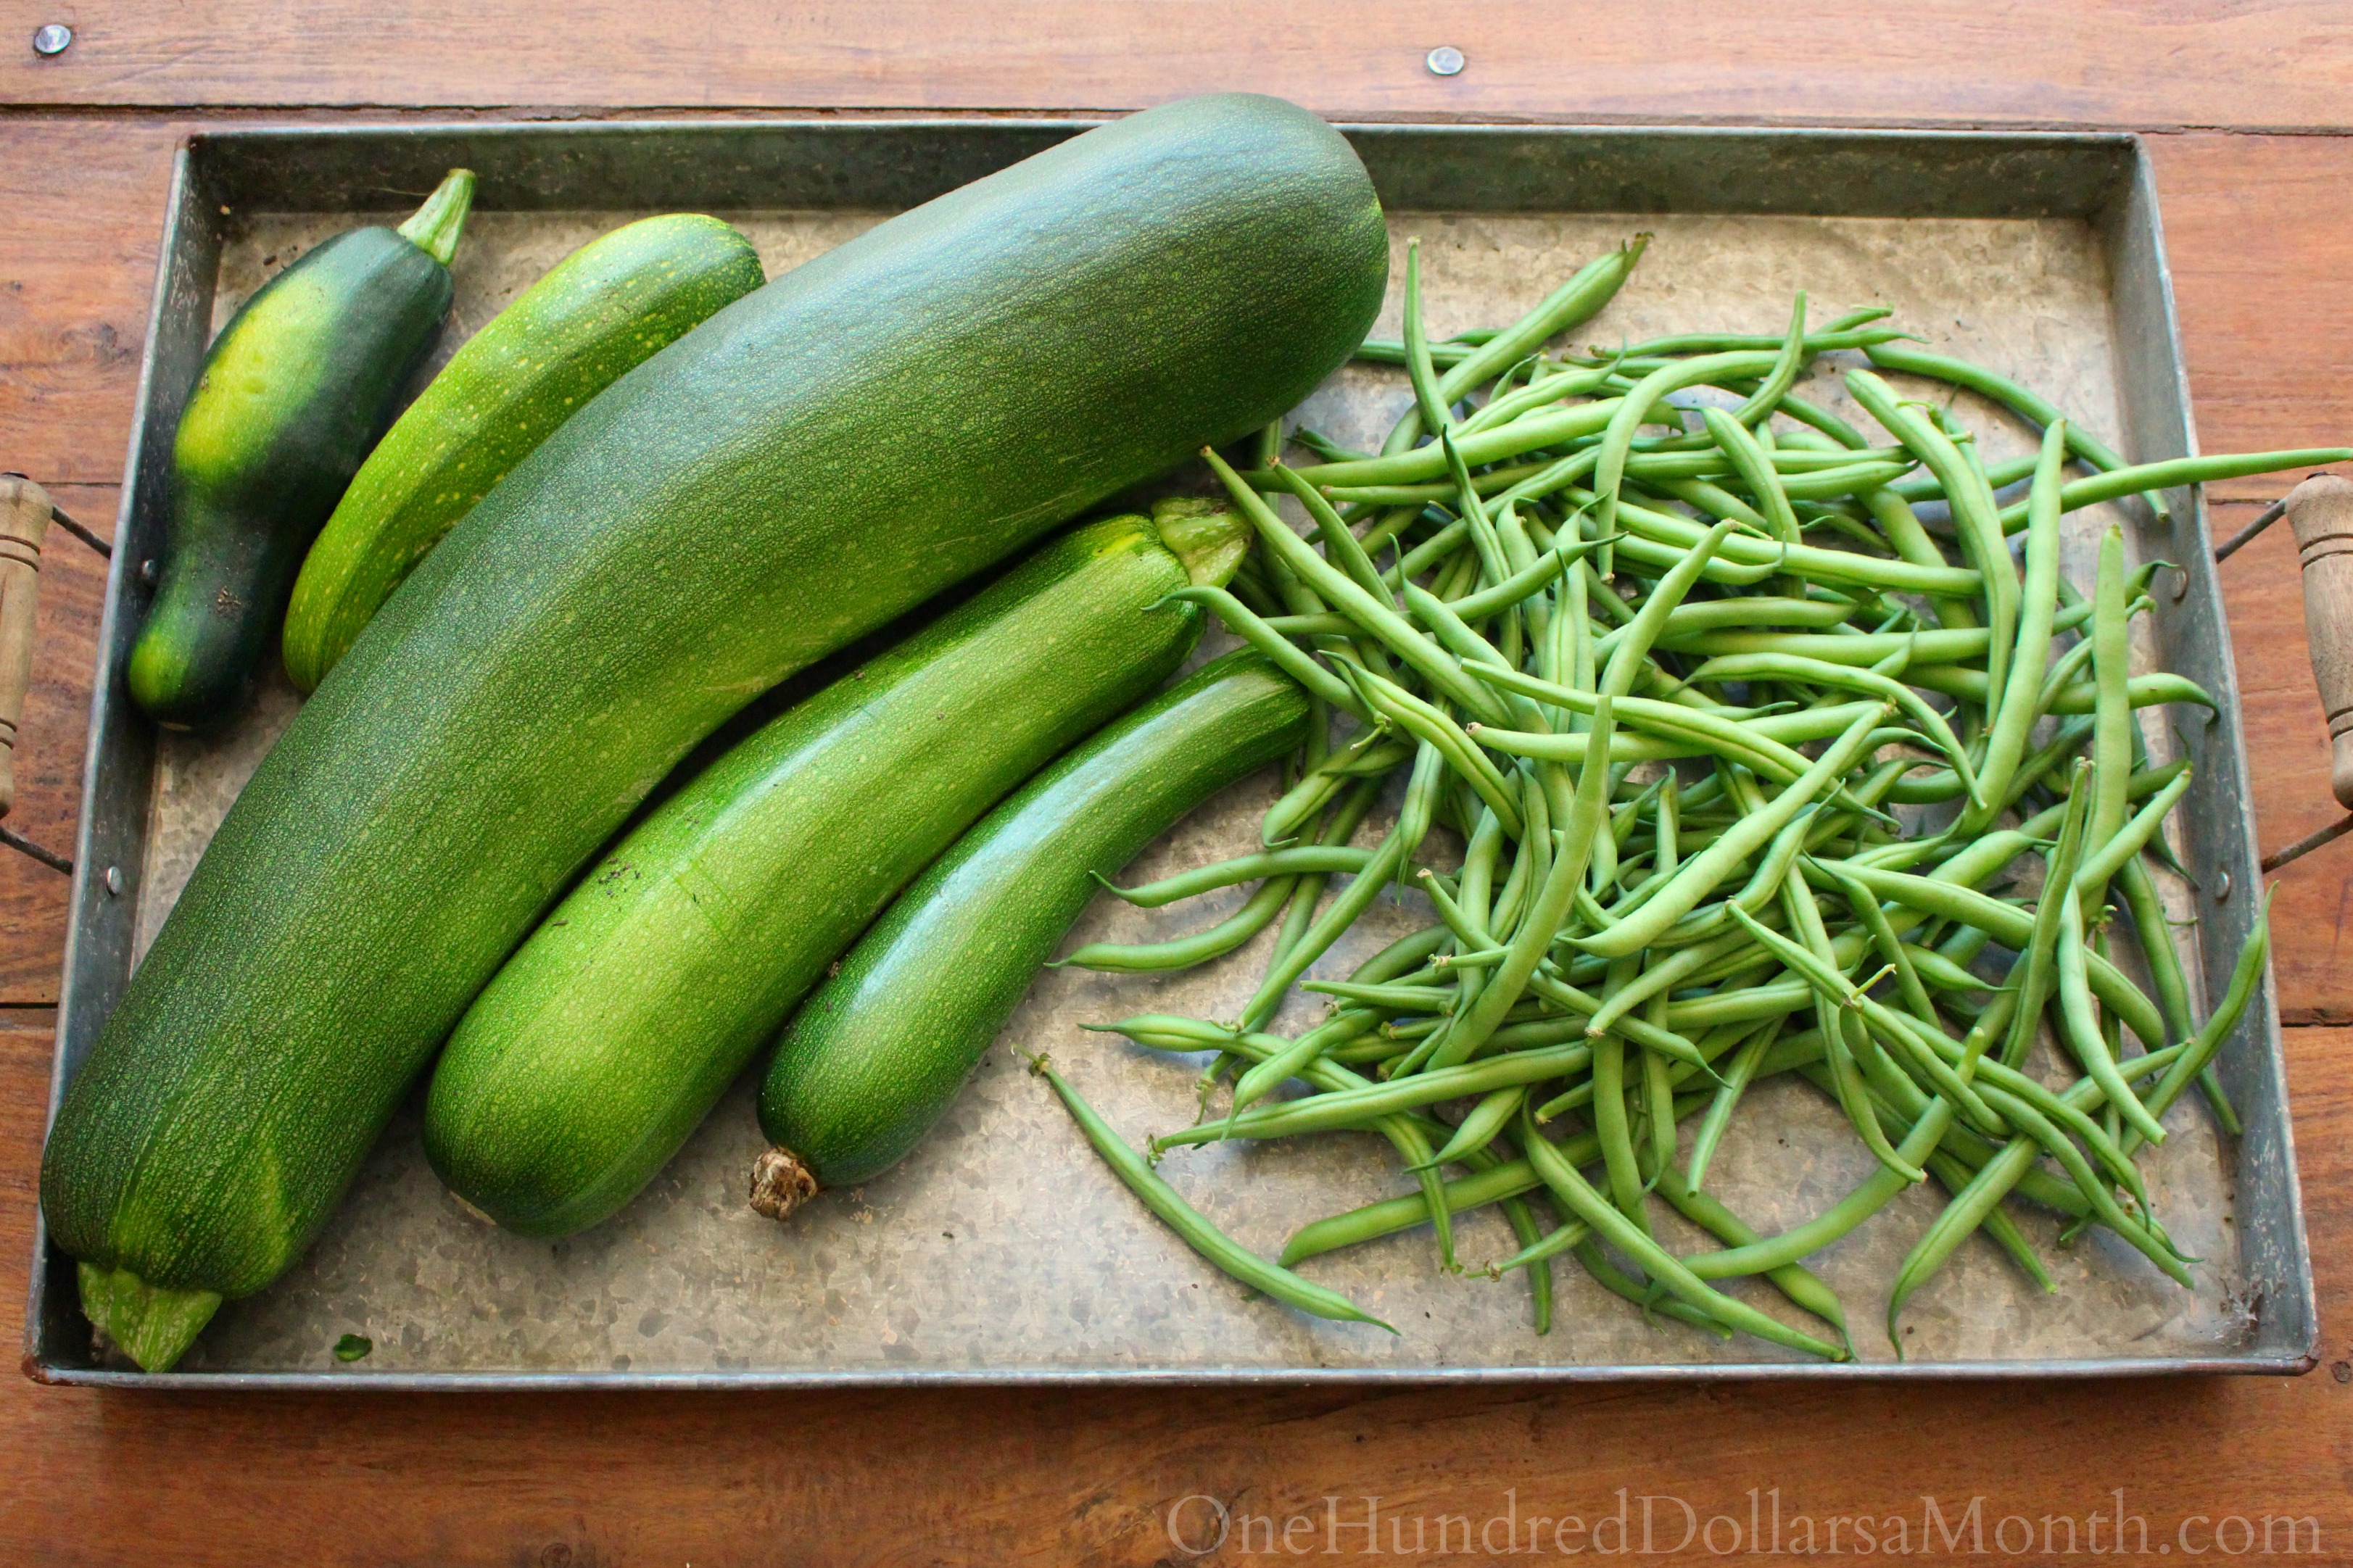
[0,475,53,821]
[2238,473,2353,873]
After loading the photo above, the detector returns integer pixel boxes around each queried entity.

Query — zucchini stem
[748,1146,821,1222]
[397,168,477,267]
[1149,497,1251,589]
[77,1261,221,1372]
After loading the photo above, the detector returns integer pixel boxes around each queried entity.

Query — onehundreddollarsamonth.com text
[1164,1490,2324,1558]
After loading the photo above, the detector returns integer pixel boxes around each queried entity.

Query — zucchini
[753,650,1310,1211]
[423,506,1240,1237]
[40,93,1386,1371]
[283,214,766,692]
[126,169,474,727]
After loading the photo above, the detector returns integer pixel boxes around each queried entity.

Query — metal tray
[23,119,2316,1387]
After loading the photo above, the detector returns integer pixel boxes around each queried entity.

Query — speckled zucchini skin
[127,225,454,726]
[39,94,1385,1353]
[283,214,765,692]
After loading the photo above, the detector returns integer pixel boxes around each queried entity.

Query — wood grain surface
[2,12,2352,1563]
[2,2,2353,131]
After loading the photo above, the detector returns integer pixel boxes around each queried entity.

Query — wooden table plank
[0,483,108,1004]
[2,1011,2346,1564]
[5,2,2353,133]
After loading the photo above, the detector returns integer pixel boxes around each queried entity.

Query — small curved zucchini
[753,650,1310,1212]
[424,506,1240,1237]
[127,169,474,727]
[284,214,766,692]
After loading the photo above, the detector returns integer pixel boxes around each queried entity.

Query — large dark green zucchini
[126,169,474,727]
[753,651,1310,1212]
[41,93,1386,1372]
[424,507,1239,1237]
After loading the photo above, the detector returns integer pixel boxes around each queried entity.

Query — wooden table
[4,9,2351,1561]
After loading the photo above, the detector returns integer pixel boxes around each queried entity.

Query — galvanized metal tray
[23,119,2316,1387]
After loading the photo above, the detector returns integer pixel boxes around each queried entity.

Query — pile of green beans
[1043,235,2315,1359]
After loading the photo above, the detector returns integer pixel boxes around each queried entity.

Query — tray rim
[22,112,2317,1390]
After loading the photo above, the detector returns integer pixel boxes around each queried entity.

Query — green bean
[1935,1145,2054,1290]
[1658,1165,1852,1346]
[2113,853,2238,1134]
[1384,518,1474,589]
[1521,966,1712,1068]
[1211,449,1515,724]
[1728,899,1932,1178]
[1344,665,1524,837]
[1399,239,1453,442]
[1269,779,1384,971]
[1269,462,1396,607]
[1152,1039,1595,1150]
[2072,768,2193,901]
[1596,310,1893,359]
[1235,834,1413,1034]
[1493,1209,1600,1274]
[1057,875,1299,973]
[1432,536,1598,622]
[1887,449,2039,502]
[1037,1057,1392,1330]
[1422,1085,1528,1169]
[2131,889,2270,1150]
[1967,420,2069,832]
[1701,412,1793,545]
[1518,1110,1848,1358]
[1681,651,1981,800]
[1847,368,2019,704]
[1287,426,1370,464]
[1992,447,2353,532]
[1774,460,1917,500]
[1439,433,1513,586]
[1278,1148,1563,1265]
[1574,705,1889,959]
[1826,862,2170,1048]
[1440,698,1620,1067]
[1687,1092,1954,1285]
[1400,588,1547,732]
[1260,735,1406,849]
[1320,464,1552,509]
[1729,291,1811,428]
[1101,847,1382,908]
[1286,399,1631,491]
[1496,1185,1559,1332]
[1164,586,1370,721]
[1231,924,1453,1113]
[1613,596,1861,645]
[1814,858,1940,1031]
[1562,479,1985,602]
[1907,665,2214,716]
[1860,979,2153,1208]
[1304,979,1454,1012]
[1996,761,2093,1070]
[2056,881,2168,1144]
[2087,525,2135,892]
[1468,695,1883,775]
[1595,352,1787,539]
[1395,236,1647,453]
[1459,364,1625,438]
[2035,634,2098,715]
[1864,341,2168,521]
[1069,262,2289,1358]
